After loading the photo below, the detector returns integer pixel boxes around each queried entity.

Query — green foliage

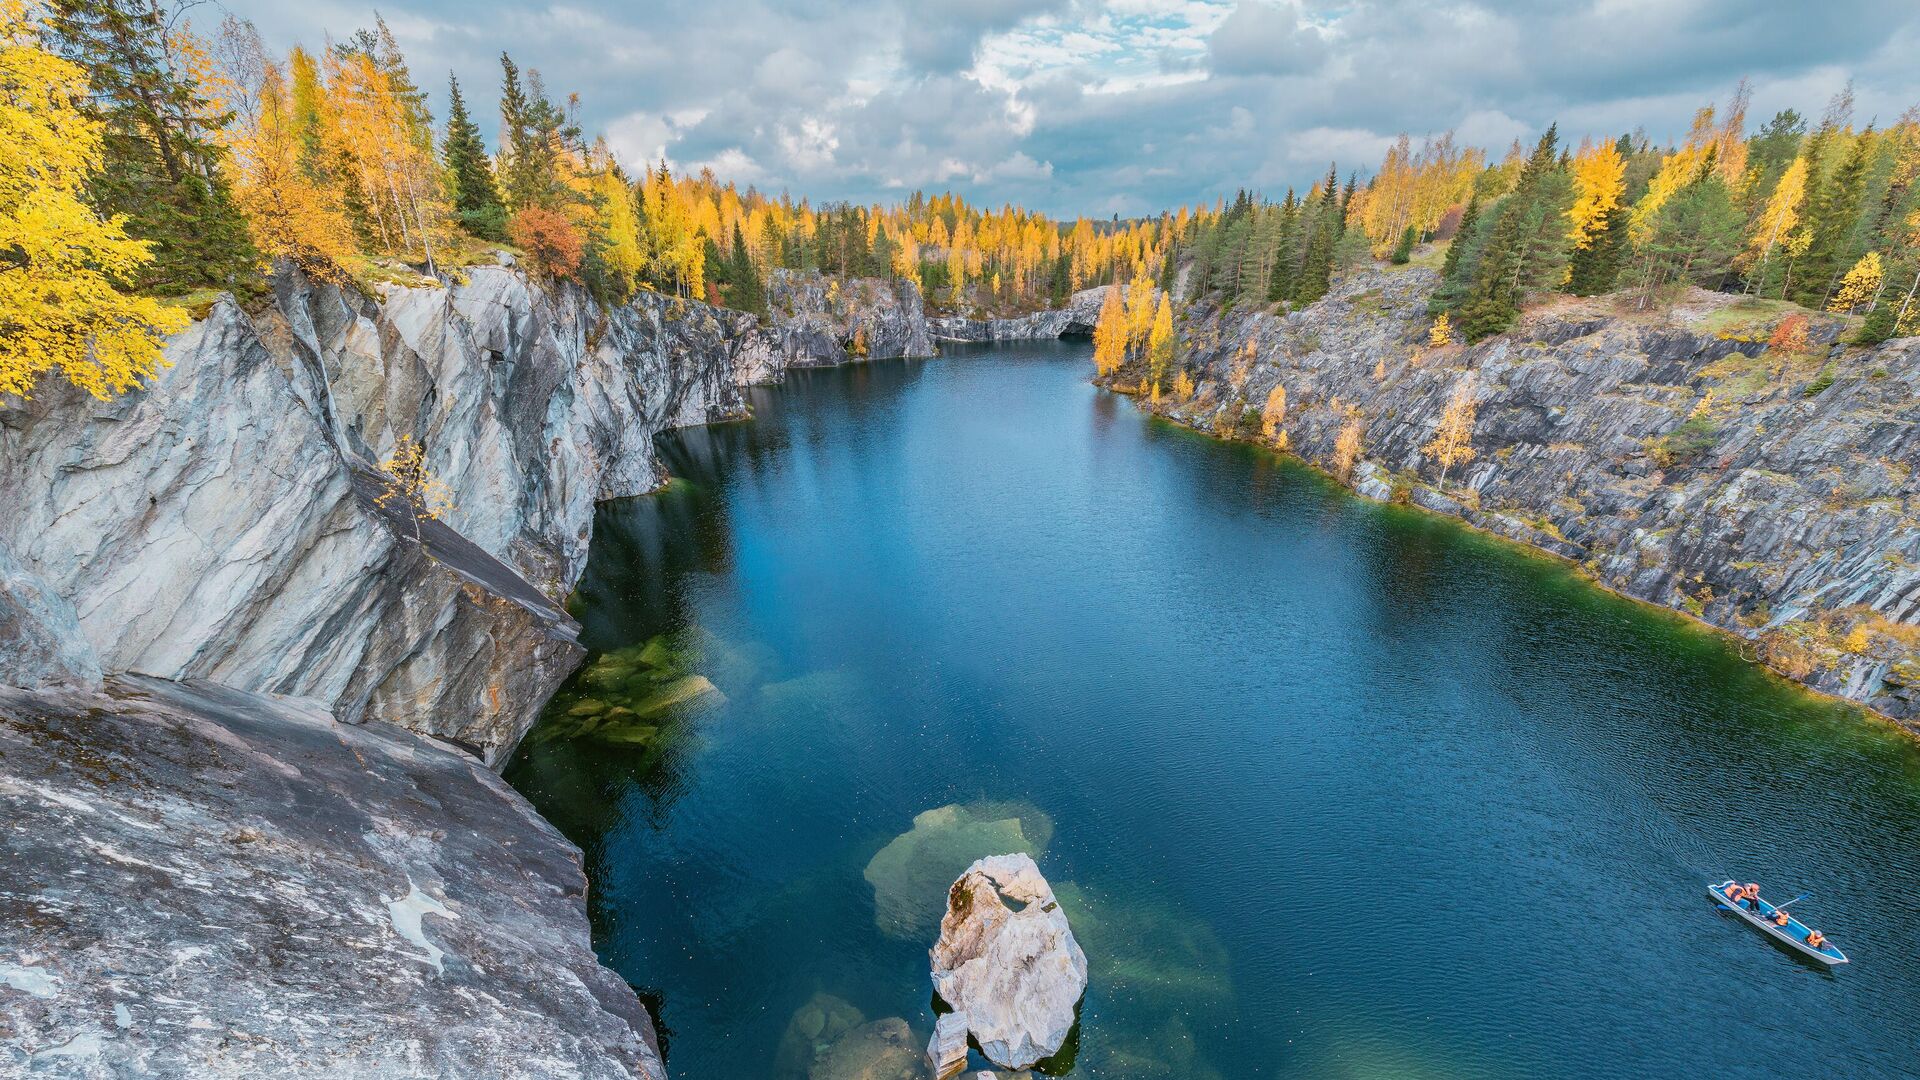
[1626,172,1744,302]
[1853,301,1897,345]
[1567,202,1628,295]
[497,52,578,213]
[1389,224,1415,264]
[442,75,506,241]
[1456,127,1572,341]
[47,0,256,294]
[1648,415,1721,469]
[1794,124,1871,307]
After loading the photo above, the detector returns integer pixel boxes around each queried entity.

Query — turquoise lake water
[506,340,1920,1079]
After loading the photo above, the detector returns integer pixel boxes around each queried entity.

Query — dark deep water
[506,341,1920,1080]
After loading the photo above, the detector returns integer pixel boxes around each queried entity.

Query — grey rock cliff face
[0,262,766,764]
[766,268,935,364]
[1140,266,1920,724]
[0,675,665,1080]
[0,262,800,1079]
[928,285,1111,343]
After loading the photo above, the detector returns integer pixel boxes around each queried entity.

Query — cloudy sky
[232,0,1920,217]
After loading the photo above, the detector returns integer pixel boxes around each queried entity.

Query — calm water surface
[506,341,1920,1079]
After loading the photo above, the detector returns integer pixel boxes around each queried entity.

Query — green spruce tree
[443,75,507,241]
[48,0,255,294]
[1795,127,1872,307]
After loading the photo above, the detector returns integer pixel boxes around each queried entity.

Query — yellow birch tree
[1424,378,1479,490]
[0,0,188,400]
[1091,286,1127,377]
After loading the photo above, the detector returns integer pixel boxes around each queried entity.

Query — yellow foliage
[1261,382,1287,441]
[375,434,455,540]
[1428,312,1453,347]
[1332,407,1366,480]
[1124,264,1156,350]
[1567,140,1626,248]
[1745,156,1806,271]
[1147,293,1174,388]
[0,0,188,400]
[1423,378,1479,488]
[1829,251,1883,314]
[591,147,645,299]
[1172,368,1193,402]
[1359,131,1481,257]
[1688,390,1721,421]
[225,57,356,278]
[1091,286,1127,377]
[324,49,454,269]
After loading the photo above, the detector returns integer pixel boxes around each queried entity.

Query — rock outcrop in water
[1132,265,1920,726]
[0,675,664,1079]
[929,854,1086,1074]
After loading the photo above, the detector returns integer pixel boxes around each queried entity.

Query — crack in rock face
[928,853,1087,1074]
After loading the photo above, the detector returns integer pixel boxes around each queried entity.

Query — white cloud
[237,0,1920,216]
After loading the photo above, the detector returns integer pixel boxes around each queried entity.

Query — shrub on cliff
[509,208,584,281]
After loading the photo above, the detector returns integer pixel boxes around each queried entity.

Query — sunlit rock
[929,854,1087,1071]
[863,802,1053,939]
[927,1012,969,1080]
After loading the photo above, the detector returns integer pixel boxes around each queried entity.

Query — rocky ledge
[0,259,841,1078]
[0,675,664,1079]
[927,286,1110,343]
[768,269,936,365]
[1131,266,1920,725]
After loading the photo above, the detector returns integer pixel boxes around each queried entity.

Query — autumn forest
[5,0,1919,404]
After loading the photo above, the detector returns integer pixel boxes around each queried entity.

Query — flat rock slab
[0,676,664,1079]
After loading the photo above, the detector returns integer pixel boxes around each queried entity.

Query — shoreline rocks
[1130,267,1920,729]
[928,854,1086,1073]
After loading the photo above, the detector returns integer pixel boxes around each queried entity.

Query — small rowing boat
[1708,881,1848,966]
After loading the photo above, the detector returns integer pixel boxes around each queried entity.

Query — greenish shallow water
[506,341,1920,1079]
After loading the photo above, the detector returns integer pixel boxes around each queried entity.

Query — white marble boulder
[927,854,1087,1074]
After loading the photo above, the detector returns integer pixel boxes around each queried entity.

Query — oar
[1773,892,1811,910]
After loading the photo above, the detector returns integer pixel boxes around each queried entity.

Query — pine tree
[443,74,505,240]
[497,52,550,212]
[1626,173,1744,305]
[1457,126,1571,338]
[1796,128,1872,307]
[1266,189,1299,304]
[726,223,766,316]
[47,0,255,293]
[1430,193,1479,313]
[1293,168,1340,305]
[1389,224,1415,264]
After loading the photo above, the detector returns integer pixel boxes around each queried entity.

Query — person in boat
[1741,883,1761,910]
[1773,908,1791,927]
[1722,882,1745,905]
[1807,930,1827,949]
